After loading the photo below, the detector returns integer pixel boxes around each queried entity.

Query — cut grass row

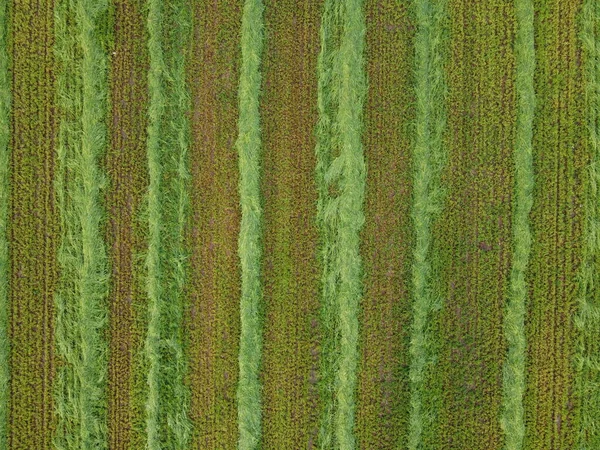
[54,0,111,447]
[408,0,448,448]
[186,1,242,448]
[433,0,515,448]
[105,0,148,447]
[235,0,265,448]
[576,0,600,448]
[260,0,321,447]
[144,0,192,447]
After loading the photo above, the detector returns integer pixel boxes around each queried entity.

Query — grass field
[3,1,599,449]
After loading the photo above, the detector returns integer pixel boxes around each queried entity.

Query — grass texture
[408,0,448,448]
[576,1,600,448]
[144,0,192,448]
[315,0,367,448]
[500,0,535,449]
[235,0,265,448]
[53,0,111,447]
[0,0,8,446]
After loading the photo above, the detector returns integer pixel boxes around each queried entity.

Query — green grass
[235,0,265,448]
[576,1,600,448]
[144,0,192,447]
[408,0,448,448]
[501,0,535,449]
[54,0,111,448]
[0,0,8,446]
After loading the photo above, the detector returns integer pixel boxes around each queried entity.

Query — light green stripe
[0,0,9,446]
[408,0,448,448]
[501,0,535,449]
[576,1,600,448]
[236,0,265,448]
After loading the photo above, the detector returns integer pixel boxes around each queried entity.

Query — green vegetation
[501,0,534,449]
[235,0,265,449]
[0,0,8,446]
[408,0,447,448]
[54,0,111,447]
[144,0,192,447]
[575,0,600,448]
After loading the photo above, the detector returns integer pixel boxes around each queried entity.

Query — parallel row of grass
[235,0,265,448]
[260,0,321,447]
[186,1,242,448]
[105,0,149,447]
[0,0,8,447]
[54,0,111,447]
[408,0,448,448]
[143,0,192,447]
[576,1,600,447]
[356,0,414,448]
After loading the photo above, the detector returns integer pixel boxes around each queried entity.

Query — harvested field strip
[576,1,600,447]
[235,0,265,447]
[501,0,535,448]
[0,0,7,443]
[9,1,58,449]
[525,1,585,449]
[356,1,413,448]
[53,0,111,447]
[143,0,192,447]
[260,0,321,448]
[408,0,447,448]
[433,0,515,448]
[186,1,242,448]
[105,0,148,447]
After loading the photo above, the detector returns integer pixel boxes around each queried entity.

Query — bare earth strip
[105,0,148,448]
[525,1,586,448]
[186,1,243,448]
[433,0,515,448]
[8,1,58,448]
[259,0,321,448]
[356,1,413,448]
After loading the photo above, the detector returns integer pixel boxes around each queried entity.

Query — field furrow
[356,1,413,448]
[9,1,58,448]
[525,1,586,448]
[260,0,321,448]
[186,1,242,449]
[432,1,515,448]
[106,0,148,448]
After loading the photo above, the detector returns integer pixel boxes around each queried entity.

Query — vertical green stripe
[408,0,448,448]
[236,0,265,448]
[0,0,8,446]
[501,0,535,449]
[54,0,110,448]
[577,1,600,448]
[144,0,192,447]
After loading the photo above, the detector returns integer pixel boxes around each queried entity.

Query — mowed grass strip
[260,0,321,447]
[408,0,448,448]
[235,0,265,448]
[357,2,414,447]
[186,1,242,448]
[9,0,58,448]
[433,0,515,448]
[144,0,192,447]
[501,0,535,448]
[54,0,111,447]
[525,1,586,449]
[576,0,600,447]
[105,0,148,447]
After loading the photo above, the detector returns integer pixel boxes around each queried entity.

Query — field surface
[2,0,599,449]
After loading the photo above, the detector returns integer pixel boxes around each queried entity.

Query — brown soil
[259,0,321,447]
[8,1,58,448]
[185,2,243,448]
[105,0,149,448]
